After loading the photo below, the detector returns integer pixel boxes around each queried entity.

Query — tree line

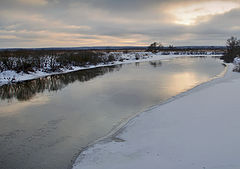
[147,37,240,64]
[0,50,115,73]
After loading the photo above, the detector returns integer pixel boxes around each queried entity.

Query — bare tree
[221,36,240,63]
[147,42,164,53]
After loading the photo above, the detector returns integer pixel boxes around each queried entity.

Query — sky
[0,0,240,48]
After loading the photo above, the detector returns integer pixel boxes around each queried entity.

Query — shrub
[146,42,164,53]
[108,54,115,62]
[0,50,113,73]
[221,36,240,63]
[135,53,140,60]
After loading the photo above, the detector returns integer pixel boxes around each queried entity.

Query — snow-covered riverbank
[0,52,221,86]
[72,64,240,169]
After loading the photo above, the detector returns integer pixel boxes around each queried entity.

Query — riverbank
[0,53,221,86]
[72,64,240,169]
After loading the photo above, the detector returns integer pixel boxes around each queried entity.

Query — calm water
[0,57,225,169]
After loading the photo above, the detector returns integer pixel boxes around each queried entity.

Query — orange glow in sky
[168,1,240,25]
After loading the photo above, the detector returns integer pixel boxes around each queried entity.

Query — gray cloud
[0,0,240,47]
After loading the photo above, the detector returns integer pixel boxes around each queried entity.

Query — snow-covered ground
[72,64,240,169]
[0,52,222,86]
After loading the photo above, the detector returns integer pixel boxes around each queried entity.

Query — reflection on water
[0,61,165,102]
[0,65,122,101]
[0,57,225,169]
[166,72,207,95]
[149,61,162,67]
[0,95,50,116]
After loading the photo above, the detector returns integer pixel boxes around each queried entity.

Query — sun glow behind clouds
[169,1,240,25]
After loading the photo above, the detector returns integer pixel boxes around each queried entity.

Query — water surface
[0,57,225,169]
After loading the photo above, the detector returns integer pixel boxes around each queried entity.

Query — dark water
[0,57,225,169]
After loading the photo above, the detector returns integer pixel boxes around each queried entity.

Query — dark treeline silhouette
[146,42,225,55]
[0,45,226,74]
[0,65,122,101]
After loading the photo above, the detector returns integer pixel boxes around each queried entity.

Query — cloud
[0,0,240,47]
[17,0,48,6]
[167,0,240,25]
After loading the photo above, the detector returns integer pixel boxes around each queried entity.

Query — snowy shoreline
[0,53,222,86]
[72,63,240,169]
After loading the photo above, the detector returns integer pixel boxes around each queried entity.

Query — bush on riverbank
[0,50,112,73]
[221,36,240,63]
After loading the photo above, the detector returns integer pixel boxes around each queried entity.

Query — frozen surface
[0,52,221,86]
[73,65,240,169]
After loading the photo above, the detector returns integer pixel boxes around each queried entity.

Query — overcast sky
[0,0,240,48]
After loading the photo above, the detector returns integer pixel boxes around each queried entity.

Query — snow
[234,57,240,65]
[0,52,222,86]
[72,64,240,169]
[233,57,240,72]
[234,57,240,66]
